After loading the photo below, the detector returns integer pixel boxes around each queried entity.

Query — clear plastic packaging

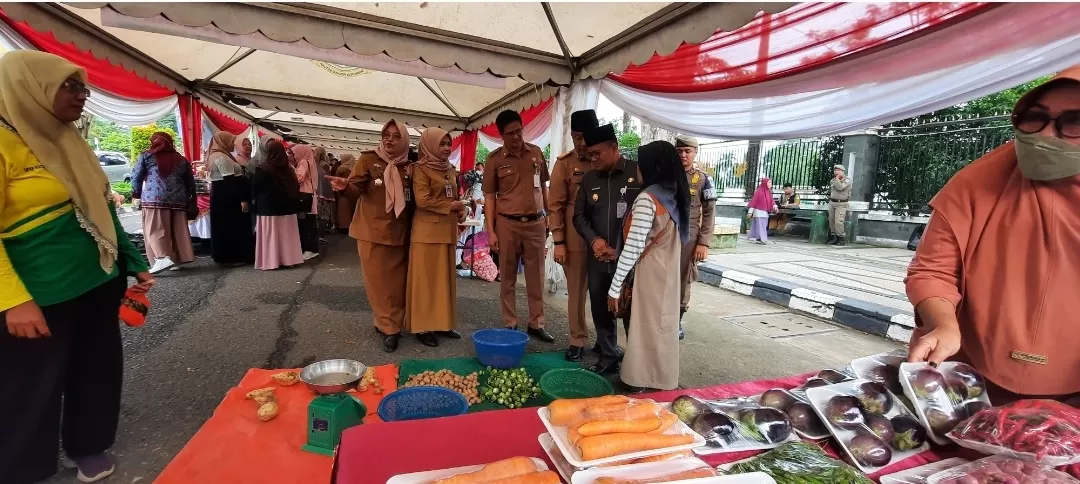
[806,379,931,473]
[879,458,969,484]
[725,441,874,484]
[947,399,1080,466]
[571,458,718,484]
[850,351,908,400]
[898,362,993,445]
[539,397,706,467]
[789,367,856,401]
[757,388,830,440]
[669,394,799,455]
[926,455,1080,484]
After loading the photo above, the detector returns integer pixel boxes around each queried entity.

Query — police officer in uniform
[482,110,556,343]
[549,109,599,361]
[675,135,716,339]
[573,124,642,374]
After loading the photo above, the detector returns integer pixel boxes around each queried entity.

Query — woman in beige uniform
[327,120,414,353]
[406,128,466,347]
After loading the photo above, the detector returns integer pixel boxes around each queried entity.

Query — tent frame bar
[205,83,463,124]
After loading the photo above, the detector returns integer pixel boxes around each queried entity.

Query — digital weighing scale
[301,393,367,456]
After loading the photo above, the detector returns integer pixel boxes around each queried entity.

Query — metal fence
[873,116,1012,214]
[620,138,837,201]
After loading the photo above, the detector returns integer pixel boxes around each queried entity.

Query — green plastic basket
[539,368,615,401]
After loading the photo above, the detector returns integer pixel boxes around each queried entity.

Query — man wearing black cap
[482,109,555,343]
[549,109,599,362]
[675,135,716,339]
[573,124,642,374]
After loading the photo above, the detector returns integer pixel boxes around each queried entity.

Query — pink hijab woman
[289,144,321,259]
[746,178,776,244]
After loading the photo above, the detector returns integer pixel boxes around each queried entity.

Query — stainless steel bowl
[299,359,366,395]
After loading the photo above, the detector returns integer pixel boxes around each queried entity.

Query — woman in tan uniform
[406,128,466,347]
[335,154,358,234]
[327,120,414,353]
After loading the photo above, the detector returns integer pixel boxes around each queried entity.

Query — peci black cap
[570,110,599,133]
[583,123,617,147]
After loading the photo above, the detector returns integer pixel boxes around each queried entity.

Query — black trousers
[587,263,629,364]
[0,273,127,484]
[298,213,319,253]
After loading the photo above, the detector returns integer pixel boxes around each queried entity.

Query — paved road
[39,234,900,483]
[705,238,914,313]
[117,209,141,235]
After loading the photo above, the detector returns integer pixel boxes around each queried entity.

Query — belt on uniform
[830,198,849,203]
[499,212,545,222]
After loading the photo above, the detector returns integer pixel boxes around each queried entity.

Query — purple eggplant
[948,362,986,399]
[890,415,928,450]
[848,433,893,468]
[760,389,796,411]
[911,368,947,399]
[826,395,866,430]
[787,402,828,436]
[855,381,895,416]
[866,414,895,442]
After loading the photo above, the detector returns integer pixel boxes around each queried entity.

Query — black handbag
[185,197,199,220]
[297,192,314,214]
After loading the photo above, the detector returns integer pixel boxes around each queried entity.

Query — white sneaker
[302,251,318,261]
[149,257,176,274]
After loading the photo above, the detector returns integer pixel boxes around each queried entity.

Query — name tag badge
[1010,350,1048,365]
[404,188,412,202]
[534,174,541,188]
[445,184,453,198]
[617,200,627,219]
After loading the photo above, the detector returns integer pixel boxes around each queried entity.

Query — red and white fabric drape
[0,8,177,126]
[477,98,555,152]
[571,2,1080,140]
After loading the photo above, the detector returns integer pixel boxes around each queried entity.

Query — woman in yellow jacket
[0,51,153,483]
[405,128,466,347]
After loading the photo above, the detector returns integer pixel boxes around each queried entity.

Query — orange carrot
[577,433,696,461]
[648,411,679,434]
[577,416,663,437]
[486,470,561,484]
[594,467,718,484]
[632,450,693,463]
[549,396,629,426]
[584,402,662,422]
[432,457,540,484]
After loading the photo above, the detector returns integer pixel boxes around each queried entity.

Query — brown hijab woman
[406,128,466,347]
[326,120,414,352]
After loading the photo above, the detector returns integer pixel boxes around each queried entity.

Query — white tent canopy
[0,1,791,144]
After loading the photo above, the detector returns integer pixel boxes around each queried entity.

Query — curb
[698,263,914,342]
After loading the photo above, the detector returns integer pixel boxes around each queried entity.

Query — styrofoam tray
[879,458,969,484]
[573,459,773,484]
[537,407,706,468]
[898,362,992,446]
[805,379,931,474]
[690,401,802,456]
[751,389,830,440]
[387,457,549,483]
[540,433,577,483]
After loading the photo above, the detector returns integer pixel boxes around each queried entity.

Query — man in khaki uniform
[549,109,599,361]
[828,164,852,246]
[675,135,716,340]
[482,110,555,343]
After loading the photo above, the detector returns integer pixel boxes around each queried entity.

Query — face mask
[1013,130,1080,180]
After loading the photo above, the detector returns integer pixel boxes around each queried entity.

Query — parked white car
[96,151,131,183]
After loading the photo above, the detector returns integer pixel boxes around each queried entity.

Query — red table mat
[335,372,955,483]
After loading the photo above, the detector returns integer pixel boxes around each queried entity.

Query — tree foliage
[872,77,1049,214]
[761,140,822,189]
[130,124,178,163]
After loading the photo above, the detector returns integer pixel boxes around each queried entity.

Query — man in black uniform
[572,124,642,375]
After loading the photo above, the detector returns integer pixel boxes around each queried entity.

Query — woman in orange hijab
[326,120,414,352]
[405,128,466,347]
[906,67,1080,404]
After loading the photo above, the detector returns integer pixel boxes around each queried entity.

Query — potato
[246,387,276,405]
[271,371,300,386]
[258,401,279,422]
